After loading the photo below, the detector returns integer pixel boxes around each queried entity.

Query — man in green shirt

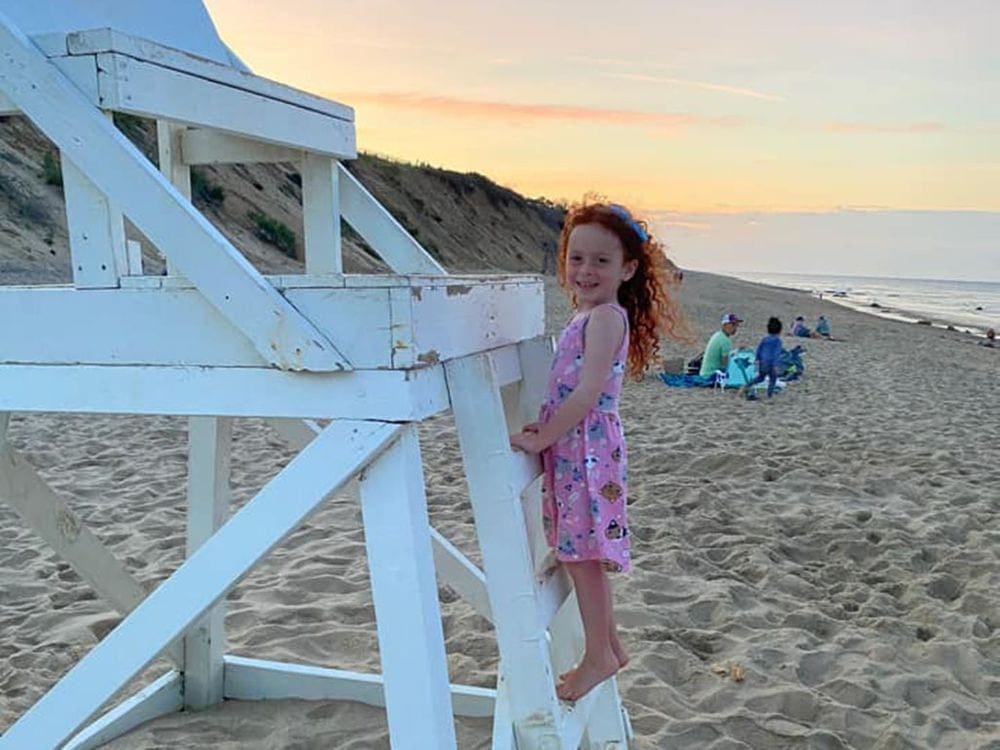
[699,313,742,377]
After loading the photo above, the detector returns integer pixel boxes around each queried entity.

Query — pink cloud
[338,92,744,129]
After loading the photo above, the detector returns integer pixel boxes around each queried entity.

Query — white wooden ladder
[446,342,632,749]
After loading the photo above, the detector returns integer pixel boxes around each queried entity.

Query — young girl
[510,199,690,701]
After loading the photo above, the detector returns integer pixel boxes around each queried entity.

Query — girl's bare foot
[559,628,628,682]
[558,652,628,683]
[556,654,620,701]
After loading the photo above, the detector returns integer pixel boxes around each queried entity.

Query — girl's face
[565,223,637,310]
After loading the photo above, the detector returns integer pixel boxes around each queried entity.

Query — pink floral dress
[540,303,630,573]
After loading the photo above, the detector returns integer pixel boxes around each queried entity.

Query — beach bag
[778,345,805,380]
[725,348,757,387]
[686,355,703,375]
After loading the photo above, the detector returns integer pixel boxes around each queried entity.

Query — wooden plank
[522,477,551,577]
[0,439,185,666]
[509,448,543,499]
[0,419,401,748]
[125,240,143,276]
[64,28,354,122]
[580,679,631,749]
[301,153,342,273]
[61,157,128,288]
[545,589,629,748]
[52,54,101,104]
[156,121,191,198]
[407,282,544,370]
[513,337,555,572]
[445,354,565,747]
[0,282,542,370]
[223,656,494,717]
[358,426,457,750]
[0,18,348,372]
[180,129,303,165]
[429,528,492,622]
[98,52,356,159]
[62,671,183,750]
[114,272,538,290]
[0,364,450,421]
[156,119,189,277]
[490,673,516,750]
[4,52,105,111]
[516,337,554,426]
[537,565,573,628]
[0,285,388,369]
[183,417,233,709]
[559,684,603,750]
[339,164,445,274]
[491,347,523,396]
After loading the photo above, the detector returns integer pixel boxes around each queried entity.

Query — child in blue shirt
[746,317,783,398]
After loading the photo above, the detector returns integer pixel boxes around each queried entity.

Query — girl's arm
[511,306,625,454]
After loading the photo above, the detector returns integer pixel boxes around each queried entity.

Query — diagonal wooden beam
[338,164,446,275]
[0,13,348,372]
[0,419,400,749]
[0,435,186,667]
[0,440,146,614]
[62,671,182,750]
[444,354,565,746]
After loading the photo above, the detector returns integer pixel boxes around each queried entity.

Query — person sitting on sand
[790,316,819,339]
[979,328,997,348]
[699,313,742,377]
[815,315,832,339]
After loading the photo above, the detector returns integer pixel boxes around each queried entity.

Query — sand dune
[1,271,998,748]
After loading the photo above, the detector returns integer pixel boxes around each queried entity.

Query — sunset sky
[203,1,998,280]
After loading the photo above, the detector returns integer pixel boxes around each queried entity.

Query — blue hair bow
[608,204,649,243]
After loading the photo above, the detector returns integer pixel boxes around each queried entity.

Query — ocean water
[732,272,1000,335]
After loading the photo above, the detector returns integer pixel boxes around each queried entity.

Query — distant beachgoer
[699,313,742,377]
[979,328,997,348]
[744,316,783,398]
[510,199,691,701]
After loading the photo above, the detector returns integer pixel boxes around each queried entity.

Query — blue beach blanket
[659,372,715,388]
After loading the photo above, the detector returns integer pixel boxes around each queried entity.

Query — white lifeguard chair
[0,2,631,748]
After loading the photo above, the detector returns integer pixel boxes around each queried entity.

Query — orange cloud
[338,92,744,129]
[824,121,947,134]
[605,73,784,102]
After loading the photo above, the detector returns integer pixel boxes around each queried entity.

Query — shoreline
[724,271,998,339]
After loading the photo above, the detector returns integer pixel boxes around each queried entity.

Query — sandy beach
[2,270,998,749]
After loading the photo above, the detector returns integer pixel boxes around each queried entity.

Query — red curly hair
[557,198,694,379]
